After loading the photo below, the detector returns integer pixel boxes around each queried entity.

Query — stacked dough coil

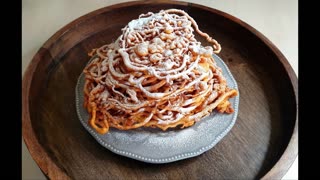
[83,9,238,134]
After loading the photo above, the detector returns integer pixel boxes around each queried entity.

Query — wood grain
[22,1,298,179]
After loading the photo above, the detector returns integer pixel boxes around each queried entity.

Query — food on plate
[83,9,238,134]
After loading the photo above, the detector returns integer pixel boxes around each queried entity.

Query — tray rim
[22,1,298,179]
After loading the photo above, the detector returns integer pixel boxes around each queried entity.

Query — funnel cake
[83,9,238,134]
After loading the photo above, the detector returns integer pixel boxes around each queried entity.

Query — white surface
[22,0,298,179]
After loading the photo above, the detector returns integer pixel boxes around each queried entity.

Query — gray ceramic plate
[75,54,239,164]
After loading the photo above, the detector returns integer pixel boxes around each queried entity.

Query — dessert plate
[75,53,239,163]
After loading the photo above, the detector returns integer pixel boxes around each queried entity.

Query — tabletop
[22,0,298,179]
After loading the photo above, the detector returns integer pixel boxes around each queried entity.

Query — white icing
[128,16,153,30]
[162,59,175,70]
[157,113,184,125]
[99,90,110,102]
[164,50,173,56]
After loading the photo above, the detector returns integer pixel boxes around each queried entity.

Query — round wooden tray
[22,1,298,179]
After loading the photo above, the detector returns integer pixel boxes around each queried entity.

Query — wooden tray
[22,1,298,179]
